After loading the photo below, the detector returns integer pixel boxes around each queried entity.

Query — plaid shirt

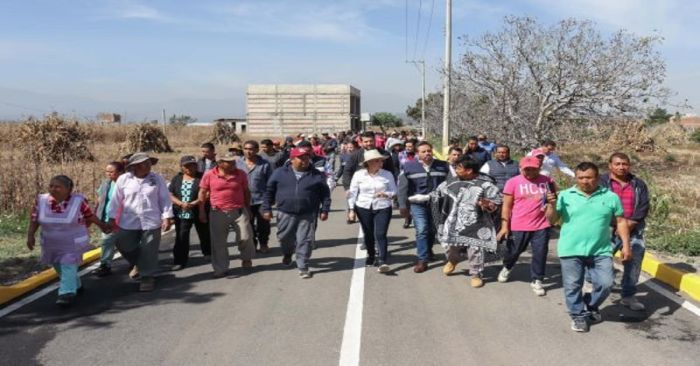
[610,180,635,219]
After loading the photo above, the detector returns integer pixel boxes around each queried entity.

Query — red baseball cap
[530,148,546,157]
[290,147,311,159]
[520,156,542,169]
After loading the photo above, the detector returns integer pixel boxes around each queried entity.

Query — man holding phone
[496,156,556,296]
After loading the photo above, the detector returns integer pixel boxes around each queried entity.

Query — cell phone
[547,182,557,196]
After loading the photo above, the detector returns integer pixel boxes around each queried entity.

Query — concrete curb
[637,252,700,302]
[0,248,102,305]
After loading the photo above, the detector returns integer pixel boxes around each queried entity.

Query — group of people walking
[26,129,650,333]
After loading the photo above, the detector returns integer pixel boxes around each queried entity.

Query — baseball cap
[519,156,542,169]
[290,147,311,159]
[219,152,238,162]
[180,155,197,166]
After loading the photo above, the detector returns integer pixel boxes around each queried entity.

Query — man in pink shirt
[496,156,556,296]
[198,152,255,278]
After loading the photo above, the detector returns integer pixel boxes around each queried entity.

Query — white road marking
[338,228,366,366]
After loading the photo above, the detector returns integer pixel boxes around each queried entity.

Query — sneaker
[282,255,293,266]
[582,281,593,293]
[241,260,253,269]
[365,256,375,266]
[139,277,155,292]
[621,296,646,311]
[497,267,511,283]
[55,293,75,307]
[171,264,185,271]
[531,280,546,296]
[299,269,312,279]
[443,261,456,275]
[470,274,484,288]
[212,270,229,279]
[129,266,140,280]
[588,311,603,324]
[93,265,112,277]
[570,318,589,332]
[378,263,390,273]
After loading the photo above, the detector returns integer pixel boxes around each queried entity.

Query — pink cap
[519,156,542,169]
[530,148,546,157]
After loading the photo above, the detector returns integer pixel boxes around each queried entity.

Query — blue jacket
[240,157,272,205]
[262,164,331,215]
[397,159,450,209]
[466,147,492,168]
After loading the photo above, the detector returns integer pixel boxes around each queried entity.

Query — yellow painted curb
[615,251,700,302]
[0,248,102,306]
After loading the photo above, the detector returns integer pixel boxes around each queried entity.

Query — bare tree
[421,16,672,148]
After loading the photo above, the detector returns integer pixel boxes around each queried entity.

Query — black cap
[180,155,197,166]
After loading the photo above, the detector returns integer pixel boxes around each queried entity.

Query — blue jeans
[354,206,392,263]
[612,232,645,297]
[99,232,117,268]
[410,203,434,261]
[53,264,81,295]
[560,256,613,320]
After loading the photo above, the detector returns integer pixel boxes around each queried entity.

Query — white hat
[363,149,388,164]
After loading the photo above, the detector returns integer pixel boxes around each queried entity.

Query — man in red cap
[496,155,557,296]
[261,147,331,279]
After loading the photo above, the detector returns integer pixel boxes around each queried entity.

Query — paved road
[1,188,699,365]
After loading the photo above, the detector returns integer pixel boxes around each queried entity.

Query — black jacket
[169,173,203,218]
[599,173,650,234]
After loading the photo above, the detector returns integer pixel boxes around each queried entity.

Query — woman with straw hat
[347,149,397,273]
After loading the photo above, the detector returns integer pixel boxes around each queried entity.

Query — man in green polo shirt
[545,162,631,333]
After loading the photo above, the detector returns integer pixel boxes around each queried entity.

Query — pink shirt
[200,167,249,211]
[503,175,555,231]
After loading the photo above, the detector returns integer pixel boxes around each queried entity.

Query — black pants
[173,217,211,266]
[354,206,392,263]
[502,228,550,281]
[250,204,271,247]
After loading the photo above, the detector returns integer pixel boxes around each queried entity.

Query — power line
[413,0,423,60]
[422,0,436,59]
[405,0,408,62]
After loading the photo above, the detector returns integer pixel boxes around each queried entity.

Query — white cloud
[528,0,700,46]
[210,1,386,42]
[100,0,173,22]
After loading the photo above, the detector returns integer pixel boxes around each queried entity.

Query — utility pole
[407,60,426,139]
[441,0,452,154]
[162,108,167,134]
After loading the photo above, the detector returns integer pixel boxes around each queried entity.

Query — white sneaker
[299,270,312,279]
[531,280,546,296]
[621,296,646,311]
[582,281,593,293]
[497,267,511,283]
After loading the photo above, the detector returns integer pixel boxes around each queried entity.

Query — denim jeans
[99,232,117,268]
[354,206,392,263]
[503,228,550,281]
[560,256,614,320]
[53,264,81,295]
[410,203,435,261]
[612,232,645,297]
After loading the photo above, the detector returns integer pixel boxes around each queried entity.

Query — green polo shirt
[556,186,623,257]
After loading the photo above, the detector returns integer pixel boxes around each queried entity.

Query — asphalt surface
[1,188,699,366]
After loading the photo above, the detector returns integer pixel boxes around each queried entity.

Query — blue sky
[0,0,698,122]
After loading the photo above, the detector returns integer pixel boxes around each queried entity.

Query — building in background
[97,113,121,124]
[246,84,361,136]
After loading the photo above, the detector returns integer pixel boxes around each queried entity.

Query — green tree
[169,114,197,127]
[645,108,672,126]
[371,112,403,128]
